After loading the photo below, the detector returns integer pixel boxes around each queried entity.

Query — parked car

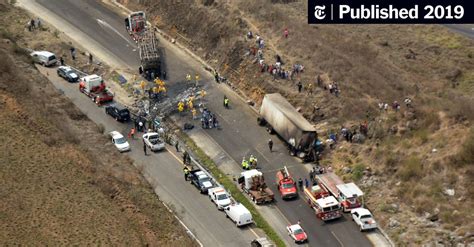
[286,223,308,243]
[57,66,79,82]
[208,187,231,210]
[142,132,165,151]
[105,104,130,122]
[30,51,57,67]
[224,203,253,227]
[109,131,130,152]
[189,169,215,194]
[351,208,378,231]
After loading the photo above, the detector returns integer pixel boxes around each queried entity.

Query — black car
[189,169,215,194]
[105,104,130,122]
[57,66,79,82]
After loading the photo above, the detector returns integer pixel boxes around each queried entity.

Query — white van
[224,203,253,227]
[30,51,57,67]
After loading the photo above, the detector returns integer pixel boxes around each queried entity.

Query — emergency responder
[183,166,190,181]
[249,155,257,168]
[183,151,189,165]
[298,178,303,188]
[268,139,273,152]
[186,74,192,82]
[223,95,230,109]
[241,157,250,170]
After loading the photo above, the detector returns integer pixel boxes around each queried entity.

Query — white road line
[96,18,137,48]
[331,230,344,247]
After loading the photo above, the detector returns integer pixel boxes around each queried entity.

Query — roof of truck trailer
[263,93,316,132]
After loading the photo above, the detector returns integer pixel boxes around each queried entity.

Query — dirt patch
[0,3,195,245]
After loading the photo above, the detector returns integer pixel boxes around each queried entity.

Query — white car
[142,132,165,151]
[208,187,232,210]
[351,208,378,231]
[286,223,308,243]
[109,131,130,152]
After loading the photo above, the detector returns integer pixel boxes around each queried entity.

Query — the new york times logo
[308,0,473,24]
[314,5,326,20]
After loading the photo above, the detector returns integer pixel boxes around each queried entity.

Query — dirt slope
[0,3,194,246]
[119,0,474,245]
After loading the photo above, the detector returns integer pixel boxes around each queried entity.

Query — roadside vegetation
[121,0,474,245]
[177,133,285,247]
[0,3,194,245]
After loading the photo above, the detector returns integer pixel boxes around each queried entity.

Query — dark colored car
[57,66,79,82]
[105,104,130,122]
[189,169,215,194]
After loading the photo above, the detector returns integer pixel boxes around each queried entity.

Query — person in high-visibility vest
[195,74,200,81]
[249,155,257,168]
[178,102,184,112]
[241,158,249,170]
[187,100,193,109]
[183,166,190,181]
[186,74,192,82]
[200,89,206,98]
[191,108,197,120]
[223,95,229,108]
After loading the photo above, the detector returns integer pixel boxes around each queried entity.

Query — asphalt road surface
[30,0,375,246]
[443,24,474,39]
[36,66,258,247]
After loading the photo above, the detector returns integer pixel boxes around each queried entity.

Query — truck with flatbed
[316,172,364,212]
[303,185,342,221]
[138,30,161,80]
[275,166,297,200]
[258,93,319,161]
[238,169,274,205]
[79,74,114,105]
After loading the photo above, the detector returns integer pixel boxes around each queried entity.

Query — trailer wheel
[257,117,266,126]
[266,126,274,134]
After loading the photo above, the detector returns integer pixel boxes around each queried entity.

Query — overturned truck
[258,93,319,161]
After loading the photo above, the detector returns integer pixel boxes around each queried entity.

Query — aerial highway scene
[1,0,473,246]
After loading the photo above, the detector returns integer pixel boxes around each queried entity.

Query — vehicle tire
[115,116,119,121]
[225,214,229,218]
[360,227,363,232]
[266,126,274,134]
[95,97,100,105]
[289,149,296,156]
[257,117,266,126]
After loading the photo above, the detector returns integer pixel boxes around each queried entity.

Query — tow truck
[239,169,274,205]
[79,75,114,105]
[316,172,364,212]
[275,166,297,199]
[303,184,342,221]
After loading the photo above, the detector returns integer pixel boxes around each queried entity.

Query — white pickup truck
[142,132,165,151]
[208,187,231,210]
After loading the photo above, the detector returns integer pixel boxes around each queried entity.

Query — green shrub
[398,156,423,181]
[351,163,365,181]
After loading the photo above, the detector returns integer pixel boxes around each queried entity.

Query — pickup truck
[189,169,215,194]
[142,132,165,151]
[208,187,231,210]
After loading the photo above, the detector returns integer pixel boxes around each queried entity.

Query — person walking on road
[268,139,273,152]
[128,127,136,139]
[223,95,230,109]
[143,141,147,156]
[70,47,76,61]
[183,166,190,181]
[175,141,180,152]
[59,56,64,66]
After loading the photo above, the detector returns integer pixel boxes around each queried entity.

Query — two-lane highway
[36,66,258,246]
[23,0,376,246]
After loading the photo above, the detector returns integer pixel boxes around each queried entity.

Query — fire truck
[124,11,146,42]
[303,185,342,221]
[316,172,364,212]
[276,166,297,200]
